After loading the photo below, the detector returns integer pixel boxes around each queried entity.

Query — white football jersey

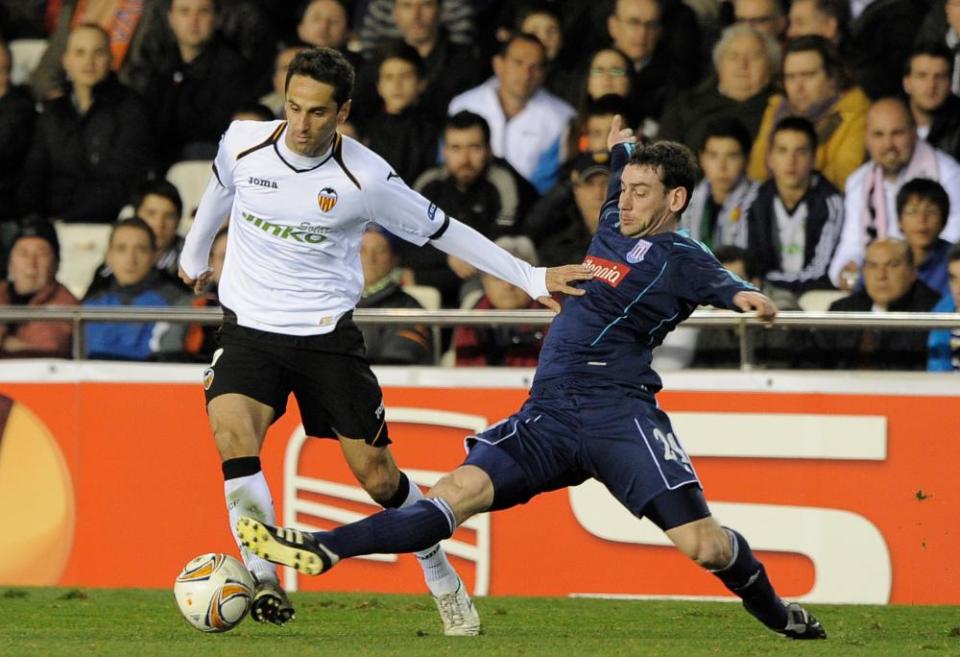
[194,120,450,335]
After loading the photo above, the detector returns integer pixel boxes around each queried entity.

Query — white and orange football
[173,553,254,632]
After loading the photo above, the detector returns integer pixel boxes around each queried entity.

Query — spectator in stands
[537,152,610,267]
[407,111,537,307]
[356,0,481,122]
[0,218,78,358]
[897,178,953,298]
[260,44,310,118]
[658,24,779,151]
[86,180,186,296]
[606,0,703,124]
[818,238,941,369]
[787,0,851,45]
[692,245,804,368]
[927,243,960,371]
[18,23,155,223]
[359,0,476,54]
[134,0,252,163]
[515,3,579,106]
[575,48,644,134]
[747,117,844,295]
[733,0,787,41]
[453,236,547,366]
[297,0,351,52]
[83,218,190,361]
[748,36,869,190]
[356,225,433,365]
[916,0,960,95]
[184,225,227,361]
[903,43,960,161]
[0,39,35,236]
[848,0,931,100]
[363,42,440,185]
[682,118,758,250]
[829,97,960,288]
[569,93,634,156]
[449,33,575,194]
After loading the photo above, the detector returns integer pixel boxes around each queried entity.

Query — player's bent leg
[664,514,825,640]
[208,394,294,625]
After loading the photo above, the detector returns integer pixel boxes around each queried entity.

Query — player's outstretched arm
[179,172,233,294]
[732,290,778,323]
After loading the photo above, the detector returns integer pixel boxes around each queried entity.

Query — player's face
[377,57,421,115]
[393,0,440,47]
[573,172,610,235]
[360,231,395,286]
[210,233,228,285]
[107,226,156,287]
[787,0,833,39]
[783,51,835,114]
[443,126,491,186]
[717,32,771,100]
[8,238,56,296]
[284,74,351,157]
[699,136,746,197]
[608,0,662,63]
[137,194,180,252]
[168,0,216,49]
[767,129,814,193]
[482,274,529,310]
[617,163,685,237]
[62,26,111,90]
[898,195,945,251]
[903,55,952,113]
[863,241,916,306]
[865,101,916,177]
[297,0,349,49]
[587,50,631,99]
[948,259,960,308]
[521,12,562,61]
[494,40,546,103]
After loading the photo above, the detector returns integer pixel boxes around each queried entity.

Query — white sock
[224,470,278,584]
[400,473,460,596]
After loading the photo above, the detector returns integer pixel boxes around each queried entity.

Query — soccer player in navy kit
[238,118,827,640]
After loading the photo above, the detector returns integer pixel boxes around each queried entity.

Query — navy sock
[380,471,411,509]
[314,498,456,559]
[712,528,788,630]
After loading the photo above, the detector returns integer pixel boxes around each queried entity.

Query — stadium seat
[281,412,492,594]
[402,284,442,363]
[166,160,214,236]
[798,290,850,312]
[53,222,112,299]
[9,39,48,86]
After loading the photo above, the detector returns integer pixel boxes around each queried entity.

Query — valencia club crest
[318,187,338,212]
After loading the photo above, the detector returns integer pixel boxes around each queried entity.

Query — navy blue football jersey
[534,143,755,391]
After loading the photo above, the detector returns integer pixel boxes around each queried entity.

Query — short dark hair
[445,110,491,144]
[498,32,546,58]
[585,93,631,119]
[515,2,561,30]
[904,42,955,76]
[285,47,355,106]
[896,178,950,228]
[714,245,762,279]
[374,40,425,78]
[699,117,752,156]
[110,217,157,251]
[628,141,698,213]
[783,35,847,88]
[771,116,819,151]
[233,102,276,121]
[132,180,183,218]
[801,0,851,31]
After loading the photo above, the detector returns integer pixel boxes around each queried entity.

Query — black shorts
[203,310,389,446]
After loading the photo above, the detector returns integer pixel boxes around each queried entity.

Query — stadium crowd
[0,0,958,370]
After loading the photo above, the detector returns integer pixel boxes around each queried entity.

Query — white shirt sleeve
[430,218,549,300]
[179,129,237,279]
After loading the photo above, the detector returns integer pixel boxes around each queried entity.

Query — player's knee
[212,425,259,460]
[691,531,732,570]
[358,466,400,505]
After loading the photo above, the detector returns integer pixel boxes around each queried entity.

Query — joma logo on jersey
[318,187,338,212]
[243,212,327,245]
[583,256,629,287]
[248,176,278,189]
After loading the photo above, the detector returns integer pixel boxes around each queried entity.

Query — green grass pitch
[1,588,958,657]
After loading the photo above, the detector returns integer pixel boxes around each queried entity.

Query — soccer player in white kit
[178,47,592,634]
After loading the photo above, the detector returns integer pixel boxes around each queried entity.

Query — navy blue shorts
[464,379,707,527]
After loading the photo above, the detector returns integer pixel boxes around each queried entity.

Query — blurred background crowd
[0,0,958,370]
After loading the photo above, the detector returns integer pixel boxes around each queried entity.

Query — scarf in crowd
[771,93,843,149]
[70,0,146,69]
[860,139,939,246]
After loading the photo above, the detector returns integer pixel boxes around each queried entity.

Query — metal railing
[2,306,959,368]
